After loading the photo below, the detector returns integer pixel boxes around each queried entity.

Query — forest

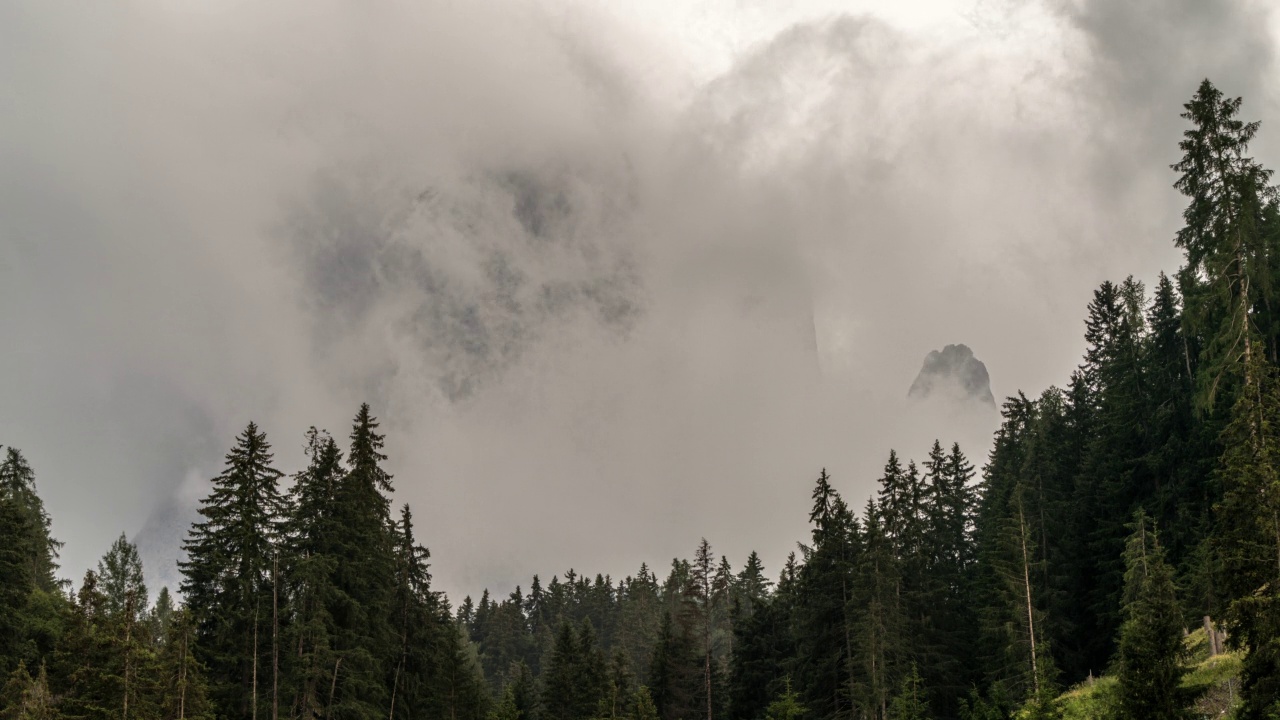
[4,79,1280,719]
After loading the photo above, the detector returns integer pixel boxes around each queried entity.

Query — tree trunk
[1019,504,1039,693]
[273,553,280,720]
[254,597,260,720]
[327,657,342,718]
[123,590,134,720]
[180,622,188,720]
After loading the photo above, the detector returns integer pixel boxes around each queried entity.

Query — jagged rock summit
[908,343,996,409]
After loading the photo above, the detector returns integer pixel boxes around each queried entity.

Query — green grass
[1047,628,1242,719]
[1056,674,1118,720]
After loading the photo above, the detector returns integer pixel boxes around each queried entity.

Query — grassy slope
[1052,628,1242,719]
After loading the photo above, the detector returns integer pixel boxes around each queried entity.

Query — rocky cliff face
[908,344,996,409]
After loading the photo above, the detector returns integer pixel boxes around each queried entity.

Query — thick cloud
[1,0,1276,600]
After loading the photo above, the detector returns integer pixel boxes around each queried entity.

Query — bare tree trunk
[254,598,260,720]
[327,657,342,718]
[388,665,401,720]
[123,590,134,720]
[1274,512,1280,581]
[449,667,457,720]
[274,553,280,720]
[1019,504,1039,693]
[180,622,189,720]
[390,621,406,720]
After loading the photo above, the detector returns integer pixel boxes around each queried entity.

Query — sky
[2,0,1279,603]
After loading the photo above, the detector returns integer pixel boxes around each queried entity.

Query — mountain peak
[907,343,996,409]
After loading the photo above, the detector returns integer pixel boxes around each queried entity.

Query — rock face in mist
[908,344,996,409]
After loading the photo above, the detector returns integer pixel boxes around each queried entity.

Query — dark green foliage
[157,607,215,720]
[0,487,36,676]
[540,620,606,720]
[325,404,398,718]
[98,533,147,622]
[631,685,660,720]
[180,420,286,718]
[727,593,794,720]
[888,664,929,720]
[648,610,701,720]
[1115,511,1191,720]
[282,426,344,719]
[0,447,61,592]
[1173,80,1279,406]
[1215,351,1280,718]
[794,469,860,719]
[0,661,55,720]
[762,677,805,720]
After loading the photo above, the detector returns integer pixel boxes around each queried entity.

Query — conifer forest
[9,78,1280,719]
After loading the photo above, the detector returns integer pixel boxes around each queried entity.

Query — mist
[2,0,1277,601]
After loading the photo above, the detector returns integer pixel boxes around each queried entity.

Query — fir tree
[762,677,806,720]
[98,533,148,622]
[735,552,771,618]
[691,538,716,720]
[1173,79,1279,407]
[649,610,700,720]
[0,447,61,592]
[1115,511,1191,720]
[0,661,55,720]
[180,421,286,718]
[795,469,860,720]
[1215,350,1280,718]
[887,663,929,720]
[0,488,35,675]
[158,607,215,720]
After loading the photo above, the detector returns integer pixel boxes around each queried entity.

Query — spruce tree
[795,469,860,720]
[1115,511,1190,720]
[158,607,214,720]
[540,620,605,720]
[323,404,399,718]
[98,533,148,621]
[762,677,805,720]
[0,489,35,675]
[691,539,716,720]
[1215,351,1280,718]
[0,661,55,720]
[1173,79,1278,407]
[180,421,286,718]
[859,499,902,720]
[887,664,928,720]
[649,609,700,720]
[631,686,659,720]
[734,552,771,618]
[281,428,342,719]
[0,447,61,592]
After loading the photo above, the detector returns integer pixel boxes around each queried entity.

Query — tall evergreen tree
[649,609,701,720]
[98,534,148,622]
[1114,511,1190,720]
[323,404,400,719]
[0,661,55,720]
[0,488,35,675]
[1173,79,1279,406]
[0,447,61,592]
[795,469,860,720]
[1215,351,1280,718]
[181,421,286,719]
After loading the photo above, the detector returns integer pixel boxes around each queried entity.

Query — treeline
[454,78,1280,719]
[5,78,1280,719]
[0,408,488,720]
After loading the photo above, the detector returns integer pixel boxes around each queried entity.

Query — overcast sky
[2,0,1279,603]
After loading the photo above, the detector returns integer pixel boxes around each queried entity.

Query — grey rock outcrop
[908,344,996,409]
